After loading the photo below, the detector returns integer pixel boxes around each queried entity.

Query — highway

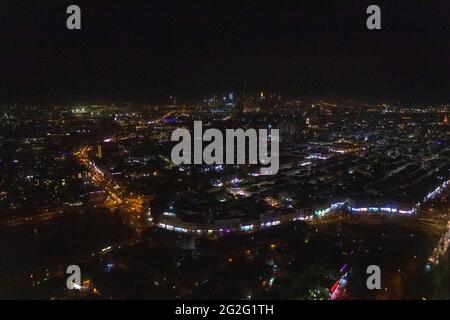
[74,145,148,233]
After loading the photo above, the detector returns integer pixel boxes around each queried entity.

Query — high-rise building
[97,144,103,159]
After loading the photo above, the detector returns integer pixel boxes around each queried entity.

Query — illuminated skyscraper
[97,144,103,159]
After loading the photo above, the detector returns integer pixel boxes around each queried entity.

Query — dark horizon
[0,0,449,105]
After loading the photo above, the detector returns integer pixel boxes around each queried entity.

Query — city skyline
[1,0,450,305]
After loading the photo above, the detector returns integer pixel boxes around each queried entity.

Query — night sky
[0,0,448,104]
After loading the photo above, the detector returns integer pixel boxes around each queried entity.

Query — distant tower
[97,144,103,159]
[306,117,311,127]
